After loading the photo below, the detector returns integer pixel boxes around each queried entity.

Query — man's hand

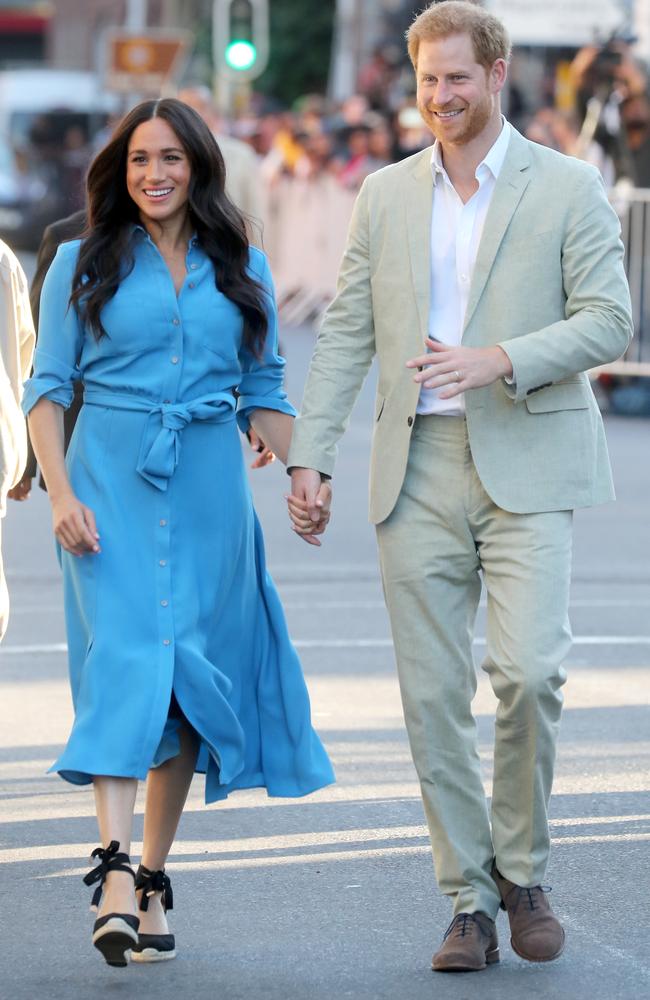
[287,468,332,547]
[51,492,101,557]
[406,338,513,399]
[7,475,32,501]
[246,428,276,469]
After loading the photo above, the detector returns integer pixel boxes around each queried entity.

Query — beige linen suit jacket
[0,240,35,516]
[288,127,633,524]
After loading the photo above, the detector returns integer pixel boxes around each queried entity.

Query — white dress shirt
[417,118,511,416]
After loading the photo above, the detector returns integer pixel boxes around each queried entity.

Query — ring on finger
[453,370,462,382]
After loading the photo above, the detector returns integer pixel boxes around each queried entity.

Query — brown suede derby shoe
[492,866,565,962]
[432,912,499,972]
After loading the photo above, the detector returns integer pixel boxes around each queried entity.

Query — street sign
[105,29,192,96]
[486,0,624,47]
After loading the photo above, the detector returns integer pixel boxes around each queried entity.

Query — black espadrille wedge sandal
[83,841,140,968]
[131,865,176,962]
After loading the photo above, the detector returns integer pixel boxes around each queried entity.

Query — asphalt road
[1,255,649,999]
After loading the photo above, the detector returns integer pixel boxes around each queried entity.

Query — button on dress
[22,230,334,803]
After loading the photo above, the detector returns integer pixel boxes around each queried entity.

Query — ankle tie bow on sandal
[131,865,176,963]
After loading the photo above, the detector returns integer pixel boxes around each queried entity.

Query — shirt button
[163,639,171,646]
[188,282,195,289]
[161,599,169,607]
[171,356,179,364]
[159,559,166,566]
[407,416,414,427]
[159,519,167,527]
[172,317,180,326]
[190,263,198,270]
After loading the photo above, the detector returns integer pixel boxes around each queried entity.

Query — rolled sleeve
[21,241,83,417]
[236,252,297,433]
[21,350,80,414]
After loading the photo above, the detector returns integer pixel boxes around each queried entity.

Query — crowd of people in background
[219,36,650,192]
[8,36,650,246]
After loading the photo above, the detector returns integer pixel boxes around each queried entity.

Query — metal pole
[124,0,148,107]
[212,0,232,118]
[125,0,147,30]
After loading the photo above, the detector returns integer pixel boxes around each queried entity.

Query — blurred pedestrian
[23,98,333,969]
[9,208,87,502]
[619,92,650,187]
[0,239,35,638]
[287,0,632,973]
[177,84,263,241]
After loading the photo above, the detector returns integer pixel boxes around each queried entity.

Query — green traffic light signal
[225,39,257,71]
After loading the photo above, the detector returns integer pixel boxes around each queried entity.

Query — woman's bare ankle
[97,869,137,917]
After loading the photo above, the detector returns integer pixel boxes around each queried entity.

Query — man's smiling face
[416,33,503,148]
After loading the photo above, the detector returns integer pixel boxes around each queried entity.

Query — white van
[0,69,121,249]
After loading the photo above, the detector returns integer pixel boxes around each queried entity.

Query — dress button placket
[156,280,182,664]
[156,493,173,663]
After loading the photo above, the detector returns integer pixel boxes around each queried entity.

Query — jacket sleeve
[235,252,296,434]
[498,168,633,402]
[287,176,376,476]
[0,249,35,505]
[21,242,84,416]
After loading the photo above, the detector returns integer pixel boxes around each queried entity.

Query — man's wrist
[288,466,331,482]
[494,345,513,379]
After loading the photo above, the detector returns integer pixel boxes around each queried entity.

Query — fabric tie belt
[84,390,236,491]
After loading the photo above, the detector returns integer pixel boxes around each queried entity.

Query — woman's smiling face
[126,116,192,225]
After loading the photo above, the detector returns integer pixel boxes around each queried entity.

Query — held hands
[406,338,513,399]
[51,492,101,557]
[287,468,332,547]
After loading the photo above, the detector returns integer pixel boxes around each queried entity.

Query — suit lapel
[463,130,532,334]
[405,149,434,343]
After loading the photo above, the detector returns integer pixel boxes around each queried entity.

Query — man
[0,238,35,637]
[286,1,632,973]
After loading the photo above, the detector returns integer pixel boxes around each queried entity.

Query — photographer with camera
[570,35,650,185]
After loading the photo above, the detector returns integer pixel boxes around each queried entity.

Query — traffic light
[213,0,269,81]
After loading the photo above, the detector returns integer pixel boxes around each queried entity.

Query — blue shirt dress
[22,228,334,803]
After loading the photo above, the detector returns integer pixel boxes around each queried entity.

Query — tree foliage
[256,1,335,107]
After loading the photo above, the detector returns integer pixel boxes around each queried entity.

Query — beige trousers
[376,416,572,918]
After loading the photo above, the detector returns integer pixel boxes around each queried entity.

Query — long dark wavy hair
[70,98,268,355]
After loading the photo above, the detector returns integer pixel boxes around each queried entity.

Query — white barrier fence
[265,176,650,379]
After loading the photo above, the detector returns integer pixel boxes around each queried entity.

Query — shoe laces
[511,884,552,914]
[443,913,484,941]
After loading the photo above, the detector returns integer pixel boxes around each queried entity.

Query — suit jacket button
[407,416,414,427]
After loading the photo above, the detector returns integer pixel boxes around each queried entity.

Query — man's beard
[419,94,493,146]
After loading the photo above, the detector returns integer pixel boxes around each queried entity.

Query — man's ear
[490,58,508,95]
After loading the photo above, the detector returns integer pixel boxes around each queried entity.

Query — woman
[23,99,333,969]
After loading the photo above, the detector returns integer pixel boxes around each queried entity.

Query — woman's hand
[51,493,101,557]
[246,428,276,469]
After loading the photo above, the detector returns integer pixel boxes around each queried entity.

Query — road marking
[5,826,649,867]
[2,635,650,655]
[283,599,650,610]
[0,642,68,654]
[9,598,650,615]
